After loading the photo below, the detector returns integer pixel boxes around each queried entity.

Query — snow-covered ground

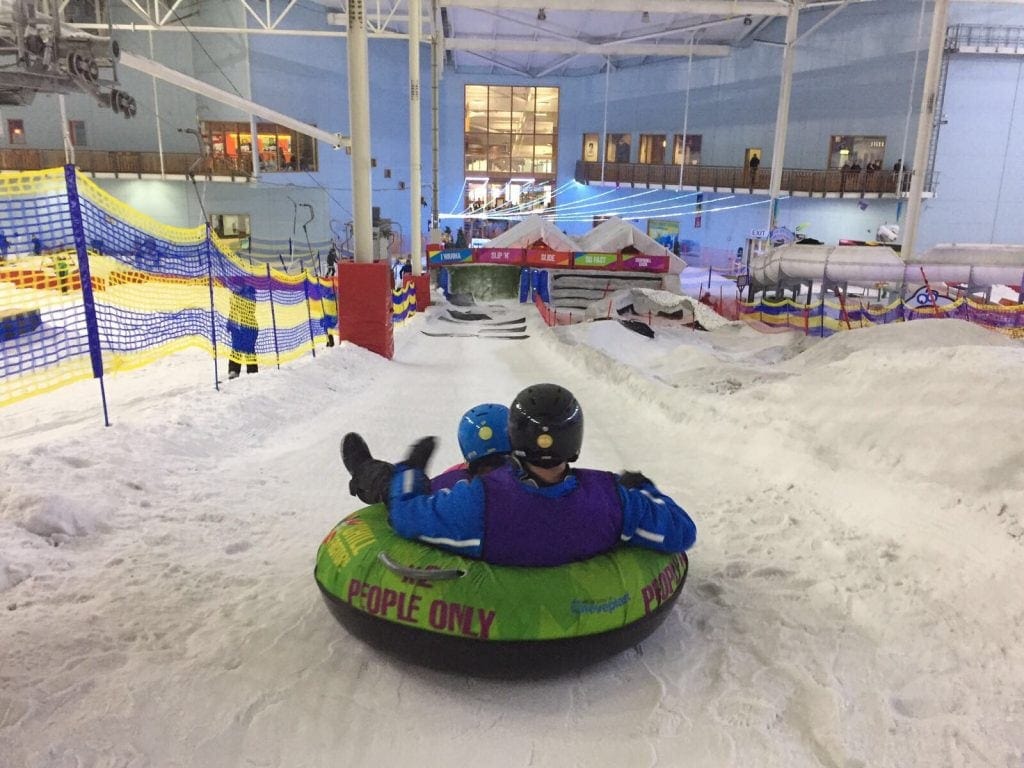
[1,299,1022,767]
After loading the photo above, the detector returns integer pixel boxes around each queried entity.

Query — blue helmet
[457,403,511,462]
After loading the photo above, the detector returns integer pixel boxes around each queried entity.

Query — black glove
[619,470,653,489]
[403,436,436,473]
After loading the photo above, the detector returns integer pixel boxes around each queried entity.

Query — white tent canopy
[576,216,674,258]
[484,215,579,252]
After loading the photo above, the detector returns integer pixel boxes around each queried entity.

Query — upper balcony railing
[0,148,255,179]
[574,161,914,198]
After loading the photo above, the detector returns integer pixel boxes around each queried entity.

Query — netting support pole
[64,165,110,427]
[266,264,281,370]
[204,225,220,392]
[301,260,317,359]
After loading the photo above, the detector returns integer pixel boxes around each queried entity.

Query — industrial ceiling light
[537,8,546,21]
[641,11,650,22]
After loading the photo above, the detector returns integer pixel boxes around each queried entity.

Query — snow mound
[0,557,31,593]
[783,318,1017,370]
[14,494,107,540]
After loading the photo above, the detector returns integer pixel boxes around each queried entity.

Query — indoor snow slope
[1,303,1021,768]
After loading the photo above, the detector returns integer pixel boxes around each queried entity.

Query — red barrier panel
[337,262,394,360]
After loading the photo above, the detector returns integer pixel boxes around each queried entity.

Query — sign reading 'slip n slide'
[474,248,525,265]
[525,248,573,268]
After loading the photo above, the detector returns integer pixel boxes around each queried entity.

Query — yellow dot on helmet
[478,425,493,441]
[536,434,554,449]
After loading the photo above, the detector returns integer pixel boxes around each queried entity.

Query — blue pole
[266,264,281,370]
[63,165,111,426]
[205,224,220,391]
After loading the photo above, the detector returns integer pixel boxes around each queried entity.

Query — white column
[767,1,800,229]
[249,115,260,179]
[900,0,949,261]
[347,0,374,262]
[409,0,423,274]
[431,0,441,230]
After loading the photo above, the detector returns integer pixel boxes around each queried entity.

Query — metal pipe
[148,30,165,177]
[58,95,73,165]
[118,50,349,148]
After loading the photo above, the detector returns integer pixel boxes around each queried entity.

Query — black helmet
[508,383,583,467]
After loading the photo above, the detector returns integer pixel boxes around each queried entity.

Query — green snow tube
[314,504,688,677]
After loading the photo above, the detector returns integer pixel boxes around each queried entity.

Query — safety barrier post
[266,264,281,370]
[301,260,316,358]
[204,225,220,391]
[64,165,111,425]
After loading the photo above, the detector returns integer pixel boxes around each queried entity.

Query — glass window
[582,133,599,162]
[829,135,886,170]
[201,121,317,173]
[606,133,631,163]
[7,119,25,145]
[639,134,666,165]
[535,87,558,132]
[463,84,559,178]
[68,120,87,147]
[673,134,702,165]
[209,213,251,239]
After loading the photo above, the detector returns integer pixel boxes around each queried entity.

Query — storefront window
[606,134,631,163]
[673,134,702,165]
[7,119,25,145]
[203,121,317,173]
[639,134,666,165]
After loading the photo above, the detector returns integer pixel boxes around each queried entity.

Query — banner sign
[525,248,573,268]
[616,254,670,273]
[474,247,525,265]
[573,252,619,270]
[428,248,473,266]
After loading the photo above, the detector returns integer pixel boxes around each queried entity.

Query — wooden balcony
[0,148,254,181]
[574,161,916,198]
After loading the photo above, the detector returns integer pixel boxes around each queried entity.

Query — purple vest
[479,467,623,567]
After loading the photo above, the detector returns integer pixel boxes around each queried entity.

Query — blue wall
[3,0,1022,259]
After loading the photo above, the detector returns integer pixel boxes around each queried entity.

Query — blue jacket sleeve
[386,463,486,558]
[618,481,696,553]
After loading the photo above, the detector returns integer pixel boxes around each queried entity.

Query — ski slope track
[0,302,1021,767]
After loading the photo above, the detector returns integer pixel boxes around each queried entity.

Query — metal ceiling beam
[446,37,731,57]
[118,49,350,148]
[440,0,790,15]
